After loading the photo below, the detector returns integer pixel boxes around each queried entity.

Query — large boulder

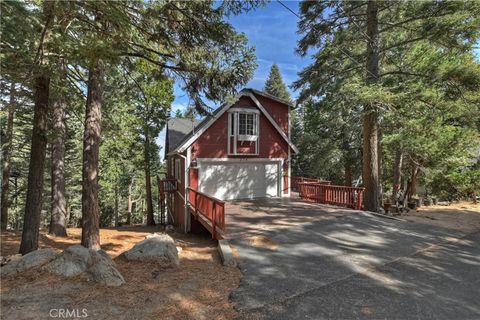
[44,245,91,277]
[86,250,125,287]
[1,248,57,277]
[124,233,179,265]
[44,245,125,287]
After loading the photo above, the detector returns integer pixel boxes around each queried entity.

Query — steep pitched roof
[167,89,299,155]
[242,88,295,108]
[166,118,201,153]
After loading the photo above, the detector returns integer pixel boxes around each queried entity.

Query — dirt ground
[0,226,241,320]
[404,201,480,233]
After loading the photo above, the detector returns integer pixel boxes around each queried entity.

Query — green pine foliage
[1,1,261,230]
[293,0,480,198]
[264,64,292,102]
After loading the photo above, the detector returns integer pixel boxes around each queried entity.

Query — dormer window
[228,108,260,155]
[238,113,257,138]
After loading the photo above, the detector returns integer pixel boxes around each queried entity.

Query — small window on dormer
[230,113,235,135]
[228,108,260,154]
[239,113,256,136]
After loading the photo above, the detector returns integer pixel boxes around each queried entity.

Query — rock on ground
[124,233,179,265]
[1,254,22,266]
[44,245,125,287]
[44,245,91,277]
[86,250,125,287]
[1,248,57,277]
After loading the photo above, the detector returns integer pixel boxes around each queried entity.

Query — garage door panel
[199,162,280,200]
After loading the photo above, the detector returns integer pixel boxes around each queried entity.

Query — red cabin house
[165,88,298,233]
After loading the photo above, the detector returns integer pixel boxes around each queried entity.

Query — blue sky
[157,1,480,158]
[157,1,306,157]
[170,1,306,113]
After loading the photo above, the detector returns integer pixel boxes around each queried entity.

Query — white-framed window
[228,108,260,154]
[239,113,257,136]
[174,159,181,181]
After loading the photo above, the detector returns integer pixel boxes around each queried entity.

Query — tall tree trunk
[114,184,119,227]
[407,163,419,201]
[144,132,155,226]
[49,61,68,237]
[19,74,50,254]
[81,60,104,250]
[127,178,134,225]
[392,149,403,202]
[66,203,71,226]
[1,83,16,230]
[377,128,383,206]
[362,0,380,212]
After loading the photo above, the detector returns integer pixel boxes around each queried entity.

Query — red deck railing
[291,176,331,192]
[187,187,225,239]
[298,182,365,210]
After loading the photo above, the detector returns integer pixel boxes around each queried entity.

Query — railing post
[195,191,198,217]
[358,189,364,210]
[212,202,216,240]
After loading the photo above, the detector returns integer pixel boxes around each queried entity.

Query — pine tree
[264,64,292,102]
[19,1,55,254]
[294,0,480,212]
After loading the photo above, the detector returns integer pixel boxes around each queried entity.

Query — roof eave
[241,88,295,108]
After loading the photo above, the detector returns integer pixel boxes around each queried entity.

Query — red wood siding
[256,95,289,135]
[190,168,199,190]
[166,93,293,234]
[191,95,288,160]
[191,112,229,159]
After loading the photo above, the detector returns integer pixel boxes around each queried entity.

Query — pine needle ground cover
[404,201,480,233]
[0,227,241,320]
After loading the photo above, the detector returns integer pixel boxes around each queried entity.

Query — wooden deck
[187,188,226,240]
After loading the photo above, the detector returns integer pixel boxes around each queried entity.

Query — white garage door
[198,161,280,200]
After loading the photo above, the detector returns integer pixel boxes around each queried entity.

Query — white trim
[227,111,231,154]
[256,114,260,154]
[279,161,283,197]
[170,91,298,154]
[197,158,283,199]
[185,147,191,233]
[228,107,260,114]
[288,105,291,139]
[287,148,291,197]
[227,111,259,155]
[237,135,258,142]
[233,112,238,155]
[171,93,242,155]
[246,92,299,154]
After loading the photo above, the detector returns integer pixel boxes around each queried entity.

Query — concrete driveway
[226,198,480,319]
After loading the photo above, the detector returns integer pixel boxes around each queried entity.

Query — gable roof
[242,88,295,108]
[167,89,299,155]
[166,118,202,153]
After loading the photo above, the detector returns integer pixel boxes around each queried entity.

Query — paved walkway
[226,198,480,319]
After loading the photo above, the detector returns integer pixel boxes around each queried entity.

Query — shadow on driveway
[226,199,480,319]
